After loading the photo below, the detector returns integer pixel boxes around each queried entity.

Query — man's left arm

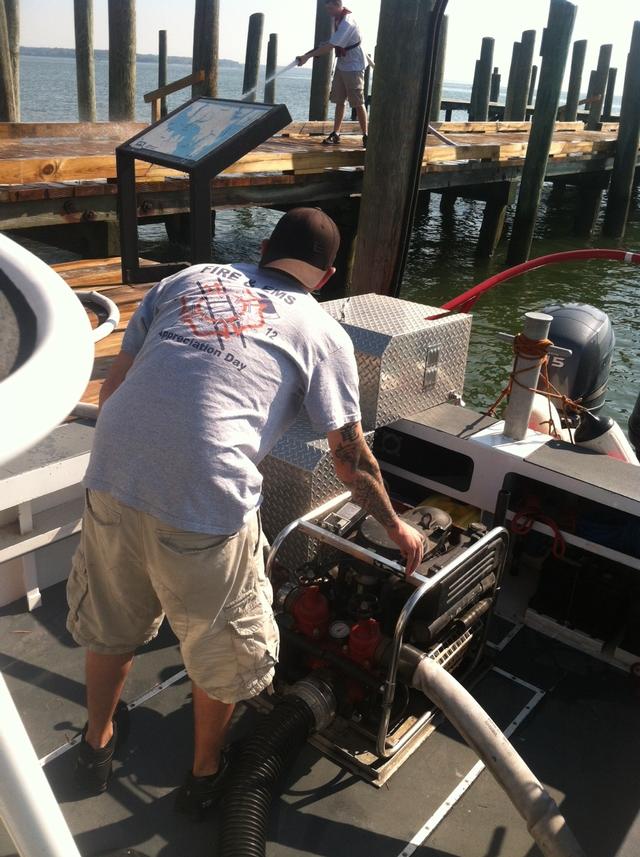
[98,350,135,411]
[297,43,334,66]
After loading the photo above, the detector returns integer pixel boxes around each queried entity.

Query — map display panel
[128,100,272,164]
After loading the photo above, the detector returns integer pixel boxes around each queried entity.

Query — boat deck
[1,581,638,857]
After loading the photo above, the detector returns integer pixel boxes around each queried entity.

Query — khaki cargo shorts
[330,69,365,108]
[66,490,279,704]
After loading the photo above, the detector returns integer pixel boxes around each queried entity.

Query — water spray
[242,60,299,103]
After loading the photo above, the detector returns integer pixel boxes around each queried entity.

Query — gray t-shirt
[85,263,361,534]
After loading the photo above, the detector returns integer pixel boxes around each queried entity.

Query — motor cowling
[541,303,614,414]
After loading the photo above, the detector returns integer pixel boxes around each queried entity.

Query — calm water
[16,56,640,425]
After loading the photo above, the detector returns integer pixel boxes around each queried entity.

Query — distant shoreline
[19,46,241,67]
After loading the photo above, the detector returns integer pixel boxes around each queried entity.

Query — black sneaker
[174,751,231,822]
[74,720,117,795]
[322,131,341,145]
[362,133,368,148]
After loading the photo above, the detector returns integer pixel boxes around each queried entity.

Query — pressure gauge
[329,620,351,641]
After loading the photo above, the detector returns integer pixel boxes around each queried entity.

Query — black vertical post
[603,21,640,237]
[108,0,136,120]
[477,37,494,121]
[503,41,521,120]
[602,67,617,120]
[490,67,501,103]
[429,13,448,122]
[242,12,264,101]
[5,0,18,118]
[192,0,219,98]
[158,30,168,117]
[564,39,587,120]
[350,0,438,297]
[0,1,16,121]
[74,0,96,122]
[469,59,481,120]
[265,34,278,103]
[309,0,333,120]
[190,177,213,263]
[528,64,538,108]
[118,150,140,284]
[507,0,577,264]
[587,43,612,129]
[511,30,536,121]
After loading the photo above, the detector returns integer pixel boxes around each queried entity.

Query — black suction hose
[219,695,316,857]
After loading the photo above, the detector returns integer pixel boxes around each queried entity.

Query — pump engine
[265,495,508,783]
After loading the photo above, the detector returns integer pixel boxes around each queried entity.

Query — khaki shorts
[66,490,279,704]
[330,69,365,108]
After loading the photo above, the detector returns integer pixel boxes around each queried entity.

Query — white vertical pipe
[0,674,83,857]
[503,312,553,441]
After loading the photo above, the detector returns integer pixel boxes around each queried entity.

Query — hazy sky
[19,0,639,93]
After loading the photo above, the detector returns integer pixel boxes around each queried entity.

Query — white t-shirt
[330,12,366,73]
[85,263,361,535]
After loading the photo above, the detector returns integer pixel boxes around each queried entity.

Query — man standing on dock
[66,208,423,815]
[297,0,368,147]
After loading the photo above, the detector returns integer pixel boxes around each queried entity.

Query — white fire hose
[70,290,120,421]
[412,657,586,857]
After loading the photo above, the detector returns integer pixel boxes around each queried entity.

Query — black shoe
[322,131,341,145]
[74,720,117,795]
[174,751,231,822]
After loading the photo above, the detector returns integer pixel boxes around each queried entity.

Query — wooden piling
[477,181,517,257]
[510,30,536,121]
[429,14,448,123]
[507,0,577,265]
[73,0,96,122]
[490,67,501,103]
[603,21,640,238]
[587,43,612,130]
[192,0,219,98]
[528,64,538,107]
[242,13,264,101]
[573,176,608,236]
[603,67,617,119]
[265,34,278,103]
[503,41,521,121]
[0,1,16,122]
[309,0,333,120]
[470,37,494,121]
[158,30,168,118]
[108,0,136,121]
[5,0,18,118]
[350,0,438,297]
[469,60,481,121]
[564,39,586,121]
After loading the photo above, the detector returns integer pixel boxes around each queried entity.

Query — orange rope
[486,333,587,439]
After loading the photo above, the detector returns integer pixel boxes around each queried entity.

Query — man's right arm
[327,422,424,574]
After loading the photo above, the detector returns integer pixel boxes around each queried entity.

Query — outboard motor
[541,303,614,415]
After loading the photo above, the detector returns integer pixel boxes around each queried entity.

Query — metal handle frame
[376,526,509,758]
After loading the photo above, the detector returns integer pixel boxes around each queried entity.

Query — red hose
[433,249,640,317]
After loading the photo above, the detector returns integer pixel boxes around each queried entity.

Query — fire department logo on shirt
[180,279,268,344]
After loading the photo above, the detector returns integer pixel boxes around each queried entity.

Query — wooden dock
[0,119,627,247]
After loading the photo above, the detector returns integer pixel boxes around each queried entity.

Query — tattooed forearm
[331,434,399,530]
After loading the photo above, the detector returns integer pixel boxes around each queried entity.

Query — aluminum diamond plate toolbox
[260,417,372,568]
[322,294,472,430]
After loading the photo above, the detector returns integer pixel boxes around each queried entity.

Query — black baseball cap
[260,207,340,289]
